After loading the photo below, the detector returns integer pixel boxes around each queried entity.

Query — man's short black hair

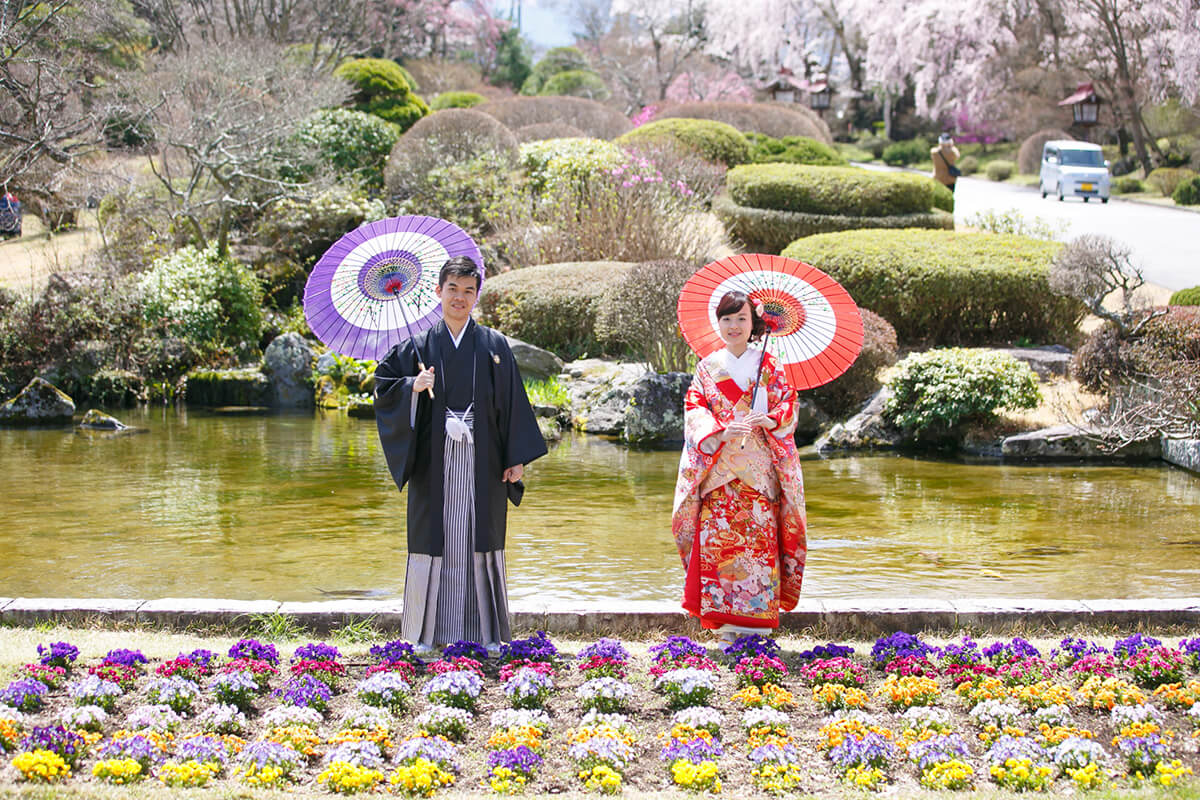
[438,256,482,290]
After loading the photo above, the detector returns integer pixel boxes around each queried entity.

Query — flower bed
[1,632,1198,795]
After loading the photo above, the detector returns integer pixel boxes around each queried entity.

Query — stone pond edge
[2,597,1198,637]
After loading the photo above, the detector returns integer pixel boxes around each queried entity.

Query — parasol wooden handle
[417,360,435,400]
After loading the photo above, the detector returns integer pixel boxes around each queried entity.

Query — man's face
[436,275,479,328]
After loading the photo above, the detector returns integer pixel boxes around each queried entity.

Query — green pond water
[2,407,1199,603]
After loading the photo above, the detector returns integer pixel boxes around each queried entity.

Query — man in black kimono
[374,256,547,651]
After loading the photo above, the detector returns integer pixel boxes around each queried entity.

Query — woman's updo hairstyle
[715,290,767,343]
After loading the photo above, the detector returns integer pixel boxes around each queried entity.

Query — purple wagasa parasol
[303,215,483,361]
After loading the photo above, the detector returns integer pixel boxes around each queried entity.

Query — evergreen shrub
[655,102,832,144]
[1170,287,1200,306]
[957,155,978,175]
[334,58,429,131]
[618,119,750,167]
[520,47,590,95]
[540,69,609,100]
[431,91,486,110]
[781,229,1083,346]
[884,348,1041,435]
[727,164,936,216]
[985,160,1014,181]
[1073,307,1200,393]
[745,133,845,166]
[1111,176,1145,194]
[384,109,520,197]
[475,96,631,140]
[138,246,264,355]
[714,193,952,254]
[519,138,625,194]
[1145,167,1197,197]
[881,139,928,166]
[1171,175,1200,205]
[931,181,954,213]
[292,109,400,188]
[1017,129,1072,175]
[476,262,634,358]
[806,308,898,419]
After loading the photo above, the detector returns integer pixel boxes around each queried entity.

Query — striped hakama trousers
[401,409,512,647]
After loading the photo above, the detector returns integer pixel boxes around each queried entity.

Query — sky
[509,0,577,49]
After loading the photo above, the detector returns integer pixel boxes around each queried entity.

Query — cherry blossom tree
[605,0,709,101]
[665,68,752,103]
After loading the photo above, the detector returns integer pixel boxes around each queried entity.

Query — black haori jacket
[374,320,548,557]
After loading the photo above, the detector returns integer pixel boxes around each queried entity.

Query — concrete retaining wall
[1163,438,1200,474]
[2,596,1198,636]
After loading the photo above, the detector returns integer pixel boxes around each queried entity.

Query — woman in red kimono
[672,290,807,640]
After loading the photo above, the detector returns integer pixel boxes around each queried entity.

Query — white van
[1039,140,1110,203]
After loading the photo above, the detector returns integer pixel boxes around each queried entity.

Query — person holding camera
[931,133,962,192]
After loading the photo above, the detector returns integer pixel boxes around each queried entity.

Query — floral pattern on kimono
[671,349,807,629]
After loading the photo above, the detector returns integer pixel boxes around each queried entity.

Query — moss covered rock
[0,377,75,426]
[184,368,271,407]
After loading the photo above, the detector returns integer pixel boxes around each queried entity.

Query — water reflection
[1,409,1198,602]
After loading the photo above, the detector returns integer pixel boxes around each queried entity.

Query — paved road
[951,176,1199,291]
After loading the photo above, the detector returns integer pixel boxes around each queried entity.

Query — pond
[3,408,1199,604]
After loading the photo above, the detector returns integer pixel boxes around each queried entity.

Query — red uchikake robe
[671,349,807,629]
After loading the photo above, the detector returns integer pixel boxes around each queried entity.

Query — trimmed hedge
[1172,175,1200,205]
[881,139,928,166]
[431,91,485,110]
[540,69,609,100]
[1147,167,1198,197]
[1170,286,1200,305]
[726,164,938,216]
[617,118,751,167]
[475,96,632,140]
[807,308,898,420]
[1111,176,1144,194]
[334,58,429,132]
[476,262,634,359]
[654,101,832,145]
[985,160,1014,181]
[714,193,953,254]
[514,122,586,142]
[384,109,519,195]
[957,155,978,175]
[746,133,846,166]
[1017,129,1072,175]
[520,46,591,95]
[931,182,954,213]
[292,109,400,188]
[781,229,1084,346]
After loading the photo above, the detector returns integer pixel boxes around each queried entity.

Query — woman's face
[717,302,752,349]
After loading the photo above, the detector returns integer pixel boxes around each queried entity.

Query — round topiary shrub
[655,101,832,145]
[1146,167,1198,197]
[985,159,1014,181]
[745,133,846,166]
[334,57,430,132]
[540,69,609,100]
[1017,128,1072,174]
[727,164,936,216]
[513,122,586,142]
[138,246,264,355]
[617,118,750,167]
[881,138,928,166]
[781,229,1084,346]
[384,108,520,197]
[1170,286,1200,306]
[518,137,625,195]
[475,96,632,140]
[884,348,1041,436]
[292,108,400,188]
[931,182,954,213]
[595,259,698,373]
[1171,174,1200,205]
[476,261,634,359]
[806,308,898,419]
[520,46,591,95]
[431,91,486,110]
[957,155,978,175]
[1111,175,1145,194]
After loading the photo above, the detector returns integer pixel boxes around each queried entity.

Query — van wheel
[1083,197,1089,203]
[1101,197,1108,204]
[1057,183,1064,201]
[1041,184,1047,199]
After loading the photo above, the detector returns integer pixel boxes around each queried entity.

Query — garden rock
[507,336,564,381]
[185,368,271,407]
[814,388,904,453]
[314,375,340,408]
[1001,424,1161,461]
[347,395,375,419]
[792,398,830,445]
[315,351,338,375]
[564,359,689,444]
[77,409,127,430]
[0,377,75,426]
[264,333,316,409]
[998,345,1071,380]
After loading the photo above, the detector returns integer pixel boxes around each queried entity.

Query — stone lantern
[1058,82,1100,126]
[807,80,832,113]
